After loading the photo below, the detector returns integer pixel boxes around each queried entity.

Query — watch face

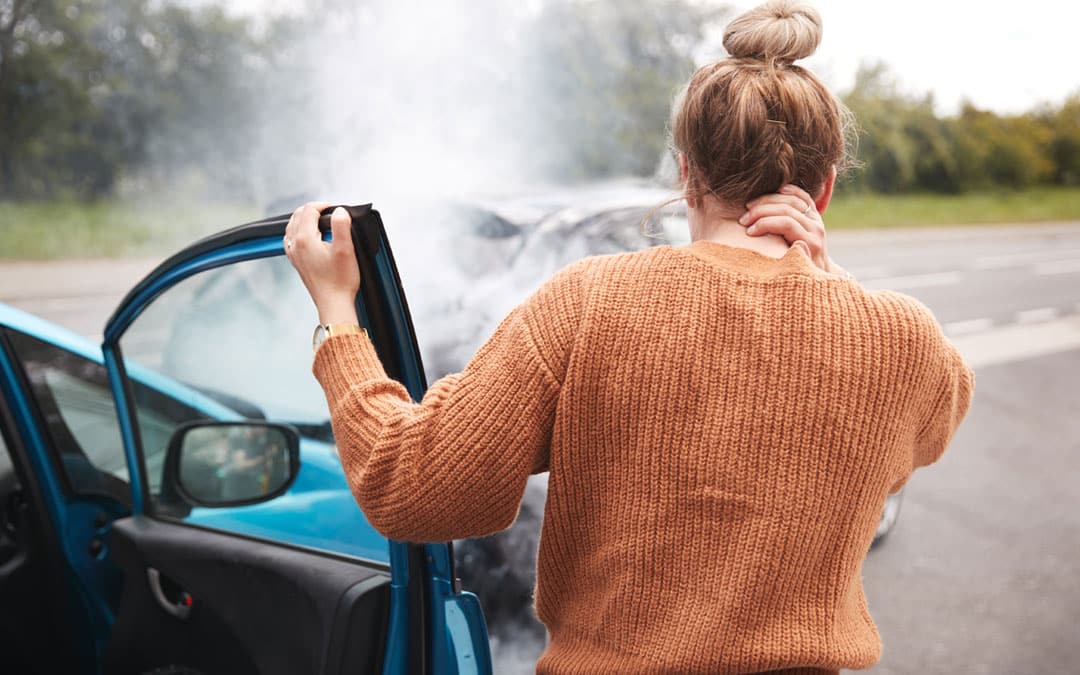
[312,324,327,352]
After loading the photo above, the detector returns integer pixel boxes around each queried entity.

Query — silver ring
[284,237,293,250]
[802,203,813,215]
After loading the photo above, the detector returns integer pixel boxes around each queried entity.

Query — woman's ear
[815,165,837,214]
[679,154,701,209]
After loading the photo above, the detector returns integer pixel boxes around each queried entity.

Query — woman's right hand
[739,184,848,276]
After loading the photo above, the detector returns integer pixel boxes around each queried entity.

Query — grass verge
[2,187,1079,258]
[826,186,1080,229]
[0,200,258,259]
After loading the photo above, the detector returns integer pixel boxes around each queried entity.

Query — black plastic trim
[324,575,390,675]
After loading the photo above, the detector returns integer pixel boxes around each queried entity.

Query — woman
[285,1,974,672]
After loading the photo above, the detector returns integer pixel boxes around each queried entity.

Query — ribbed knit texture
[313,241,974,675]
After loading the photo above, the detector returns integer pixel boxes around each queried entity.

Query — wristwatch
[312,323,366,352]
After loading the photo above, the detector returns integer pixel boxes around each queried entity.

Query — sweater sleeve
[312,262,586,542]
[912,321,975,470]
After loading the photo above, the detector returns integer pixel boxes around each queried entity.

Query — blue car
[0,206,491,674]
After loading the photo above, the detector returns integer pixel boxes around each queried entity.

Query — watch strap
[325,323,365,338]
[313,323,366,353]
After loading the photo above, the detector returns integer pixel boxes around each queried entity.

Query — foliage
[519,0,726,181]
[841,63,1078,195]
[1046,95,1080,186]
[0,1,1077,203]
[0,0,264,200]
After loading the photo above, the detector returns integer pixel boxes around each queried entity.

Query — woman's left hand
[739,184,846,275]
[284,202,361,325]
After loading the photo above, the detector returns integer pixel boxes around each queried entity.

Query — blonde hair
[671,0,855,205]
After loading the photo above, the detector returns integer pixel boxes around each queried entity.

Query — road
[0,257,162,340]
[2,221,1078,674]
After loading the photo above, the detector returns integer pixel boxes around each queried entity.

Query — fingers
[740,203,814,234]
[285,201,335,259]
[778,184,817,210]
[740,185,831,272]
[742,215,813,245]
[294,202,332,245]
[329,207,353,256]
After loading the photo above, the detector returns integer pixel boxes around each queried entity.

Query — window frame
[1,328,132,505]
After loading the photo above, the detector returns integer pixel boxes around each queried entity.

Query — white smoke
[164,3,696,671]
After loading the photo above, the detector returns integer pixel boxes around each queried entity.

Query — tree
[949,103,1054,190]
[0,0,261,200]
[1048,93,1080,186]
[842,62,958,193]
[0,0,109,197]
[519,0,727,181]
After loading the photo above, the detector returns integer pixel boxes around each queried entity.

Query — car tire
[872,488,904,546]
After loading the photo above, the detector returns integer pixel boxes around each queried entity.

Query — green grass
[0,200,259,259]
[826,186,1080,229]
[3,187,1080,259]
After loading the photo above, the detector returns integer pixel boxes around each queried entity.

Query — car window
[4,330,131,503]
[117,254,389,563]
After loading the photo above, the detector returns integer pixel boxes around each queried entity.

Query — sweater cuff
[312,332,389,400]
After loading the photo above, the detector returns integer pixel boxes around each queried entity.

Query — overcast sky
[805,0,1078,114]
[218,0,1079,115]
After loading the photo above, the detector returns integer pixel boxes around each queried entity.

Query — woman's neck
[689,215,790,259]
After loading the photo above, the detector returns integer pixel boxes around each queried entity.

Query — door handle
[147,567,193,620]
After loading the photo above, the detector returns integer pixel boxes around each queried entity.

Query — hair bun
[722,0,823,65]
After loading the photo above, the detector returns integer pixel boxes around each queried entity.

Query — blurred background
[1,0,1078,673]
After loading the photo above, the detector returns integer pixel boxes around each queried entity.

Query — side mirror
[163,421,300,508]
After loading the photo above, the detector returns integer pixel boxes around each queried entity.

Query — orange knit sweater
[313,241,974,674]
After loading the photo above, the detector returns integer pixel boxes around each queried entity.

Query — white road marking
[1033,258,1080,276]
[945,318,994,336]
[974,247,1080,270]
[846,265,890,279]
[1016,307,1059,324]
[953,315,1080,368]
[860,271,963,290]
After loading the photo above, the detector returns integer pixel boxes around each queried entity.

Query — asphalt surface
[2,221,1078,674]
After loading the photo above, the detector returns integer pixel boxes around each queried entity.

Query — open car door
[90,205,490,674]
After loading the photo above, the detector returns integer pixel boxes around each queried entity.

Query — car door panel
[105,516,389,675]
